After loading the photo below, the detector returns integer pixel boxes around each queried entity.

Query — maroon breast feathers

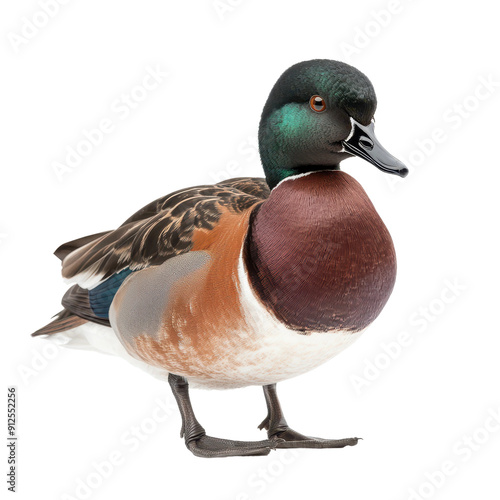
[244,170,397,333]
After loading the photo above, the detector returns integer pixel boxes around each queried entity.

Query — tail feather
[32,309,87,337]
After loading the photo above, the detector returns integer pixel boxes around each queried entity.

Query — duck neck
[243,170,397,333]
[258,116,340,190]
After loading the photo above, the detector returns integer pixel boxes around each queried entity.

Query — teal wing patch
[88,268,134,319]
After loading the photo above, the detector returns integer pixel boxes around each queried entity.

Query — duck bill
[342,119,409,178]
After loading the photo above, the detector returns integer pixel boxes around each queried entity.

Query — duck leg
[258,384,360,449]
[168,373,279,458]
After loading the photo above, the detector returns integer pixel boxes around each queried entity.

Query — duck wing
[32,177,269,336]
[59,177,269,287]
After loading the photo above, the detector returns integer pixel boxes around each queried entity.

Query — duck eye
[310,95,326,113]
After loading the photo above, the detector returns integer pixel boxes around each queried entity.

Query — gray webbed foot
[259,384,361,449]
[271,428,360,449]
[186,435,280,458]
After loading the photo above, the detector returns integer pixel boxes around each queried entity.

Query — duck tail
[31,309,87,337]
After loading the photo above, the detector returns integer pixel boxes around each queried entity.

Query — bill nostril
[359,137,374,150]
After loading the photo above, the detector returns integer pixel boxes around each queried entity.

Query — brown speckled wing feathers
[60,177,269,284]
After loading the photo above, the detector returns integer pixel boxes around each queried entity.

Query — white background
[1,1,499,499]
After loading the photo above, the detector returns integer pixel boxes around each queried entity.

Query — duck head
[259,59,408,189]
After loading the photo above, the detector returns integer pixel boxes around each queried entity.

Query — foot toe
[274,436,360,449]
[187,435,276,458]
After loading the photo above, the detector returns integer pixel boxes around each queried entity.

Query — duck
[33,59,408,458]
